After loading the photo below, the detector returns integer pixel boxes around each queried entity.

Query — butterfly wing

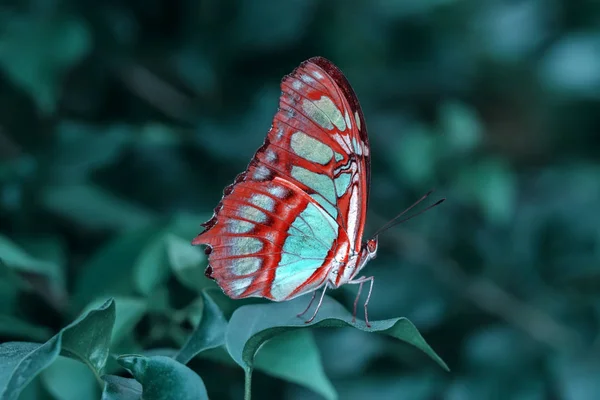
[193,57,371,301]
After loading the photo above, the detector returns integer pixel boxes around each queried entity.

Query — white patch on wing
[268,185,287,199]
[346,187,359,250]
[292,80,303,90]
[231,257,261,276]
[344,110,352,130]
[265,149,277,163]
[253,165,271,181]
[354,111,361,131]
[333,133,351,153]
[312,70,324,80]
[230,277,253,296]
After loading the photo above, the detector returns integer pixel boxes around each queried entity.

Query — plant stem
[244,368,252,400]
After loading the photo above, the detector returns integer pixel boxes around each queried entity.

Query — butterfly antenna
[370,190,445,239]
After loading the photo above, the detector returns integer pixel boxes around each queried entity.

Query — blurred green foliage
[1,0,600,398]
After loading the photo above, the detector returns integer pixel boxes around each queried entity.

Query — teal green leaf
[0,315,53,342]
[83,297,147,345]
[118,355,208,400]
[254,330,336,400]
[132,231,169,296]
[0,234,64,290]
[165,234,211,292]
[0,299,115,400]
[73,226,160,308]
[101,375,142,400]
[0,342,60,400]
[41,357,98,400]
[226,295,448,399]
[0,15,92,113]
[174,292,227,364]
[42,184,156,232]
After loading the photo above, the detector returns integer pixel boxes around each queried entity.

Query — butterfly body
[193,57,378,324]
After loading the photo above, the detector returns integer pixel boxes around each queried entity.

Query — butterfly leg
[305,284,328,324]
[297,291,317,317]
[349,276,374,328]
[352,281,365,323]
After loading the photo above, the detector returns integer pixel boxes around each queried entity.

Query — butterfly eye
[366,238,378,254]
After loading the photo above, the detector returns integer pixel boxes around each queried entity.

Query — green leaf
[0,15,92,113]
[73,225,160,308]
[225,295,448,399]
[0,234,64,289]
[101,375,142,400]
[0,315,53,342]
[83,297,147,345]
[174,292,227,364]
[132,231,169,296]
[41,357,98,400]
[254,330,336,400]
[42,184,156,232]
[117,355,208,400]
[165,234,211,292]
[0,299,116,400]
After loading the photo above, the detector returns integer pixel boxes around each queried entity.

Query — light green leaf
[132,231,169,296]
[255,330,336,400]
[0,234,63,289]
[101,375,142,400]
[0,315,53,342]
[118,355,208,400]
[226,295,448,400]
[174,292,227,364]
[0,299,115,400]
[42,184,156,232]
[41,357,98,400]
[165,234,210,292]
[83,297,147,345]
[0,15,92,113]
[73,225,160,308]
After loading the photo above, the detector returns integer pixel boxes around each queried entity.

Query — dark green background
[1,0,600,398]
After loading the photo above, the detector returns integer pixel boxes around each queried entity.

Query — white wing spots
[227,220,255,234]
[231,257,261,276]
[352,137,363,156]
[268,185,288,199]
[335,173,352,197]
[363,142,369,156]
[333,133,351,153]
[310,193,338,218]
[228,237,263,256]
[291,165,336,204]
[253,165,271,181]
[238,205,267,223]
[302,99,334,130]
[344,110,352,130]
[290,131,333,165]
[301,74,316,84]
[276,126,284,141]
[250,193,275,212]
[346,187,359,249]
[334,152,344,162]
[313,96,346,131]
[354,111,361,131]
[292,80,303,90]
[312,70,324,80]
[230,277,253,297]
[265,149,277,163]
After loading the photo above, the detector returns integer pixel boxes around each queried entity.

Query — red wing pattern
[193,57,371,301]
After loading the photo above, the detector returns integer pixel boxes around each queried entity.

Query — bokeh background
[1,0,600,398]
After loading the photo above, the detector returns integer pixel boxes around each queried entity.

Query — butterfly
[192,56,443,327]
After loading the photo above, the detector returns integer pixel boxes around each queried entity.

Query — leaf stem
[244,368,252,400]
